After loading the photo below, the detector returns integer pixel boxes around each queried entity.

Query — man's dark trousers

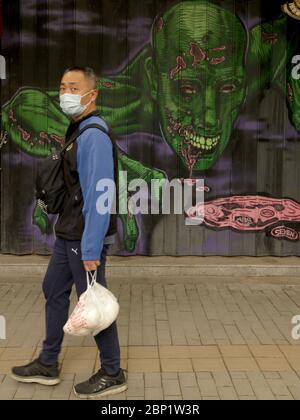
[40,237,120,376]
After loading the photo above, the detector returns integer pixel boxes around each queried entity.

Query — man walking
[11,67,127,399]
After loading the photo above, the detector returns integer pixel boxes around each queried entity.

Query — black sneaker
[74,368,127,399]
[11,358,60,386]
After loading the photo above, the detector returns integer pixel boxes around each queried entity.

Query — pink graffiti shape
[190,42,207,68]
[8,110,17,123]
[17,125,30,141]
[209,57,226,66]
[271,225,299,241]
[170,56,187,79]
[40,132,49,140]
[210,46,226,52]
[102,82,115,89]
[185,196,300,232]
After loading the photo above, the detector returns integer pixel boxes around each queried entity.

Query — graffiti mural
[1,0,300,256]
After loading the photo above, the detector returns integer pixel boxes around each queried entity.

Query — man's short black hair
[63,66,97,89]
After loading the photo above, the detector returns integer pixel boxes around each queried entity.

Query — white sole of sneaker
[11,373,61,386]
[74,383,128,399]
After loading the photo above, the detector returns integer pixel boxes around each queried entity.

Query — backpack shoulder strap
[60,123,109,155]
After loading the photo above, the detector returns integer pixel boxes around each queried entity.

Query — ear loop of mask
[81,90,94,108]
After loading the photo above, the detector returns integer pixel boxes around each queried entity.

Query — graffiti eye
[220,83,237,94]
[180,85,196,96]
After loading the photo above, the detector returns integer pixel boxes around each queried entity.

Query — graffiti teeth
[185,132,221,153]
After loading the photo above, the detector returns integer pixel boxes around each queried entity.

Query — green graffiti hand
[117,151,166,252]
[248,16,288,94]
[118,213,138,253]
[32,202,52,234]
[248,15,300,132]
[2,88,68,157]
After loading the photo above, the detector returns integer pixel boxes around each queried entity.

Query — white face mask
[59,90,93,118]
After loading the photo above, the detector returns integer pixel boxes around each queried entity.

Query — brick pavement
[0,276,300,400]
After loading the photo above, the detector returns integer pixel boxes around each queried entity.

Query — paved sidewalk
[0,274,300,400]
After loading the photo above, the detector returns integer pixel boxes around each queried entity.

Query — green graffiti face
[150,1,247,173]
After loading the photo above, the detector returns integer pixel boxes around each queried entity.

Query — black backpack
[35,123,110,215]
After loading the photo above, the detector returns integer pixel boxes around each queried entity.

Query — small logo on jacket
[66,144,73,152]
[71,248,78,255]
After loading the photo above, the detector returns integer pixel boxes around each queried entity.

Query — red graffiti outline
[262,32,279,45]
[190,42,206,67]
[170,56,187,79]
[189,42,226,68]
[8,110,17,123]
[211,46,226,52]
[210,57,226,66]
[17,125,30,141]
[102,82,116,89]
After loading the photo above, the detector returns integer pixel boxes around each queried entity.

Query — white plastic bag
[63,272,119,337]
